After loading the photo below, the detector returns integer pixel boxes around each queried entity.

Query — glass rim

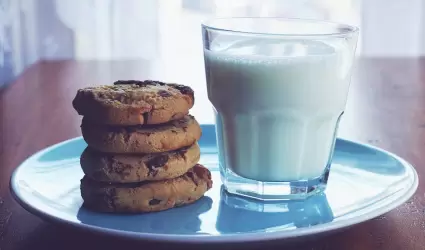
[201,17,359,38]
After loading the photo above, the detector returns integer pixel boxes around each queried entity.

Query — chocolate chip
[192,165,212,189]
[186,171,198,186]
[149,199,162,205]
[146,155,169,176]
[168,84,194,97]
[113,80,165,87]
[113,80,145,86]
[158,90,172,97]
[142,112,149,124]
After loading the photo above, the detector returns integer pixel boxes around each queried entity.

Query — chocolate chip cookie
[72,80,195,126]
[80,143,201,183]
[81,115,202,153]
[80,164,213,213]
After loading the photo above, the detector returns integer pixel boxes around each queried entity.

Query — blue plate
[10,125,418,243]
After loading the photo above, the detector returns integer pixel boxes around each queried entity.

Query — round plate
[10,125,418,243]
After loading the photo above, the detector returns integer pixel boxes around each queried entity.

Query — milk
[204,39,352,182]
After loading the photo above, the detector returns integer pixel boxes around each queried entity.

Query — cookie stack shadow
[72,80,212,213]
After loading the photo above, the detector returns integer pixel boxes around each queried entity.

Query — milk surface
[204,39,352,182]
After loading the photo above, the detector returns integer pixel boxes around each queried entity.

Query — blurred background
[0,0,424,123]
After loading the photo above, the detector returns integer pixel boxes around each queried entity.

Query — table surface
[1,59,425,250]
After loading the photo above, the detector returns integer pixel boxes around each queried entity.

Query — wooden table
[1,59,424,250]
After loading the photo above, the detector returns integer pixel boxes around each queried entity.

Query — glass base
[220,165,330,201]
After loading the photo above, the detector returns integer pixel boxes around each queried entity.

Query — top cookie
[72,80,195,125]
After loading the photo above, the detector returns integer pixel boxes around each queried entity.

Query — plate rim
[9,135,419,244]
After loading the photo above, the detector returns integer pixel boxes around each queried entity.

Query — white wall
[0,0,355,87]
[0,0,39,86]
[1,0,424,88]
[361,0,425,57]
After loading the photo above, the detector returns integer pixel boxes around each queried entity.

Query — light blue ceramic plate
[10,125,418,243]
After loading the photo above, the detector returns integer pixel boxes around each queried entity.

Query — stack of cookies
[72,80,212,213]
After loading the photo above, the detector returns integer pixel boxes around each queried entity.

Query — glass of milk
[202,18,359,200]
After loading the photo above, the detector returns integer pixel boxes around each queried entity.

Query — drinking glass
[201,17,359,200]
